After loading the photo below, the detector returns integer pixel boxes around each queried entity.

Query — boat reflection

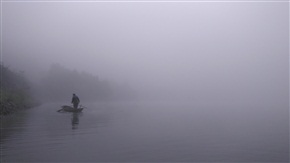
[71,112,81,130]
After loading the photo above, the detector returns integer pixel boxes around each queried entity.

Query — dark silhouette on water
[71,94,80,109]
[71,112,80,130]
[57,105,83,112]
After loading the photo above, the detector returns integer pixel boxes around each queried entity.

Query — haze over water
[1,1,289,162]
[1,101,289,162]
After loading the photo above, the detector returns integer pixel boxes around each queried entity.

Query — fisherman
[71,93,80,109]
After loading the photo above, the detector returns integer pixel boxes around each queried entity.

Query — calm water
[1,101,289,162]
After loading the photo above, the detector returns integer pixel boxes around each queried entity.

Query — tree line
[39,63,114,102]
[0,64,36,115]
[1,63,137,115]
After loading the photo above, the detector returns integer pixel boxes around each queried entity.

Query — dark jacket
[72,95,80,104]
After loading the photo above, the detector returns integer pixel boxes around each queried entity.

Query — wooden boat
[57,105,84,113]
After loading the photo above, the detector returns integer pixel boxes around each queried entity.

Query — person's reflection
[71,113,80,130]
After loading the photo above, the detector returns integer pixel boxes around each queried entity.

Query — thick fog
[1,2,289,162]
[2,2,289,103]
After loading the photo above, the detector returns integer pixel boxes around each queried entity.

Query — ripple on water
[1,102,289,162]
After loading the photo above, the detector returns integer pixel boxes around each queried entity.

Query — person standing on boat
[71,93,80,109]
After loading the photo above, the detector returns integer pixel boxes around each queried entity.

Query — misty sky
[2,1,289,101]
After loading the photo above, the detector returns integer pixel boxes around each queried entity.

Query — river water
[1,101,289,162]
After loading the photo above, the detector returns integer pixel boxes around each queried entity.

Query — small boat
[57,105,84,113]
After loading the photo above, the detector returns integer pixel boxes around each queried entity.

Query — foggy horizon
[1,1,289,162]
[2,1,289,102]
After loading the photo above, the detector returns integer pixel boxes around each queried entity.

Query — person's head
[73,93,76,96]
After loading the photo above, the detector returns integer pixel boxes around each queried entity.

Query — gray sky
[2,2,289,101]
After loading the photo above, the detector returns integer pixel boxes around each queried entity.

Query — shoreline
[0,91,40,116]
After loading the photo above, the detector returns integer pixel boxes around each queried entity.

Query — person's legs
[73,103,78,109]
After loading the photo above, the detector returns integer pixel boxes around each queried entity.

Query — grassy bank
[0,90,37,115]
[1,64,38,115]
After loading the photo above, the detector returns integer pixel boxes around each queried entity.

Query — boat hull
[58,105,83,112]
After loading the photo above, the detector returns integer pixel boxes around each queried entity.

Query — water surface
[1,101,289,162]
